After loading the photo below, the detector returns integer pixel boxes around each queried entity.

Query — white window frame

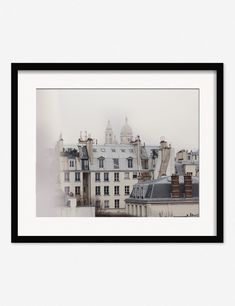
[104,186,109,195]
[114,199,120,208]
[69,160,75,167]
[125,186,130,195]
[75,186,80,195]
[75,172,80,181]
[114,186,119,195]
[104,172,109,181]
[95,186,101,196]
[114,172,119,181]
[95,172,100,181]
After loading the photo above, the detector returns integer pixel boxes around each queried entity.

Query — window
[82,159,89,170]
[96,200,101,208]
[75,186,80,195]
[141,159,148,169]
[69,160,75,167]
[64,172,70,182]
[111,148,116,152]
[75,172,80,181]
[114,186,119,195]
[104,200,109,208]
[104,186,109,195]
[114,172,119,181]
[128,158,133,168]
[95,186,101,196]
[95,172,100,181]
[104,172,109,181]
[140,188,144,198]
[98,158,104,168]
[121,149,126,152]
[125,186,130,195]
[115,199,120,208]
[64,186,70,195]
[129,149,133,153]
[124,172,130,179]
[133,172,138,179]
[113,158,119,169]
[188,155,191,160]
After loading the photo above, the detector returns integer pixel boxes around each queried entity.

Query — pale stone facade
[126,201,199,217]
[56,119,176,213]
[175,149,199,177]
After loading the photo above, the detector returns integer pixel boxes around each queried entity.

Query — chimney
[86,136,93,165]
[58,133,63,153]
[184,172,192,198]
[171,174,180,198]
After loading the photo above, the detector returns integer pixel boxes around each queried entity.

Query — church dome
[106,120,112,131]
[120,117,133,144]
[120,117,133,136]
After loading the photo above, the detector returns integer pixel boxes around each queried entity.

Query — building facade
[57,119,176,211]
[175,149,199,177]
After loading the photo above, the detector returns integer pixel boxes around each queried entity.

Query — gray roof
[130,176,199,199]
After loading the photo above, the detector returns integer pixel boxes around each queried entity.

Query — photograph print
[36,88,199,218]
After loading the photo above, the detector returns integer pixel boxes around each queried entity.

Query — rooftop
[129,176,199,200]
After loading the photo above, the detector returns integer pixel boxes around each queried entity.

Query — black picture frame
[11,63,223,243]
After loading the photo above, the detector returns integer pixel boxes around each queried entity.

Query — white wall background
[0,1,233,305]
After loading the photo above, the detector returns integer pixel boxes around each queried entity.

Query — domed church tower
[105,120,114,144]
[120,117,133,144]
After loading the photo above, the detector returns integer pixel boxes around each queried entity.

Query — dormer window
[127,157,133,168]
[113,158,119,169]
[98,156,105,168]
[69,160,75,167]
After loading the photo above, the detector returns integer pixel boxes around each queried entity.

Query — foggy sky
[36,89,199,152]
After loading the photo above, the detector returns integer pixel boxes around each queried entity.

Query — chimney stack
[184,172,192,198]
[86,136,93,165]
[171,174,180,198]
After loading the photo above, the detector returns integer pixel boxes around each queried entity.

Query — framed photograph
[11,63,223,243]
